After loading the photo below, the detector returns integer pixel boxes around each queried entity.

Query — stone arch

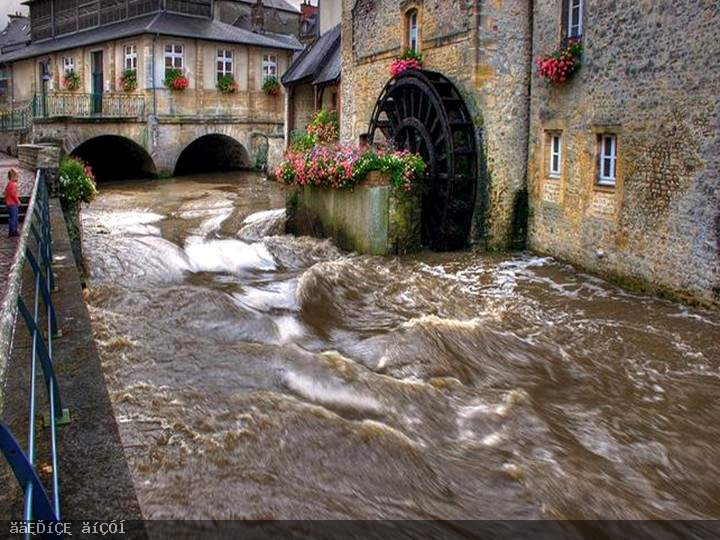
[70,134,157,182]
[174,133,252,176]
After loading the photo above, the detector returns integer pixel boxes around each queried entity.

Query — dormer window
[406,9,419,53]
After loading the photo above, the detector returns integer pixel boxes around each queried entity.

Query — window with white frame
[124,44,137,71]
[262,54,277,82]
[63,56,75,74]
[407,9,419,52]
[598,134,618,186]
[548,133,562,178]
[164,44,183,74]
[567,0,583,39]
[217,49,233,80]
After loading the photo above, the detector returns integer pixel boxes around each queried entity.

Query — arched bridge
[32,119,283,180]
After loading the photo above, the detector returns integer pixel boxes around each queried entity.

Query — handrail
[0,171,68,532]
[33,92,146,119]
[0,102,33,132]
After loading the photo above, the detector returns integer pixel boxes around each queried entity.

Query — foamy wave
[283,371,382,414]
[238,209,286,241]
[185,237,276,273]
[403,315,482,330]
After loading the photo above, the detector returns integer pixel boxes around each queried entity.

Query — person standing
[5,169,20,237]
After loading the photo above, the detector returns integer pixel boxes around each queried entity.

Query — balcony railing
[0,102,32,131]
[33,92,146,120]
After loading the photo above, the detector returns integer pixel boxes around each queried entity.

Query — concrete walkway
[0,154,35,300]
[0,194,146,534]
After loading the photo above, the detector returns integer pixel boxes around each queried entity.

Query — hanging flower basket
[217,74,238,94]
[63,70,81,91]
[164,68,189,91]
[536,39,583,84]
[390,50,423,78]
[119,69,138,93]
[262,76,281,96]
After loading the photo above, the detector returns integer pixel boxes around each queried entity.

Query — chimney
[251,0,265,32]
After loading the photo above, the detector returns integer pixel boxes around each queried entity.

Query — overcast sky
[0,0,28,22]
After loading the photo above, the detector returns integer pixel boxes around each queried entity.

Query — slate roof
[282,24,340,87]
[0,16,31,54]
[0,11,302,63]
[234,0,300,13]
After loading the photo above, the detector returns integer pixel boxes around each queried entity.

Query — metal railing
[34,92,146,119]
[0,173,68,530]
[0,102,33,131]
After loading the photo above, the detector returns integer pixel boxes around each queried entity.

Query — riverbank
[0,186,145,529]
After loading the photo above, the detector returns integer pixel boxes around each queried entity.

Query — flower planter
[286,171,421,256]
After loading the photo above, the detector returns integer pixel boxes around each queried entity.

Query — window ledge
[594,182,616,193]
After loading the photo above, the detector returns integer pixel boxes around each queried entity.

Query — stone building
[0,0,302,176]
[0,13,31,105]
[341,0,532,251]
[528,0,720,307]
[283,0,341,140]
[340,0,719,307]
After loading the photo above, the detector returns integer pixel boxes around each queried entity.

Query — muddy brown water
[82,172,720,528]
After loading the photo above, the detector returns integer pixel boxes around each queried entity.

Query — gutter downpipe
[152,33,159,117]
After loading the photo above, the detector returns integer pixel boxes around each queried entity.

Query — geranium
[119,69,137,92]
[390,50,423,78]
[165,68,189,91]
[63,70,81,91]
[306,109,339,144]
[262,76,281,96]
[217,74,238,94]
[276,142,425,193]
[536,39,583,84]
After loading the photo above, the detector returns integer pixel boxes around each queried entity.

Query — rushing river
[82,172,720,526]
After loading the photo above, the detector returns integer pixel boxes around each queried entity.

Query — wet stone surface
[82,172,720,521]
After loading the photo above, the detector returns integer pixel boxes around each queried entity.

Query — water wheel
[368,69,478,251]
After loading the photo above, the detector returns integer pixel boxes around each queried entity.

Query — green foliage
[353,149,427,191]
[307,109,339,143]
[289,130,318,153]
[120,69,137,92]
[254,144,268,172]
[59,157,97,206]
[400,49,423,63]
[262,76,281,96]
[164,68,189,91]
[217,74,238,94]
[63,70,81,91]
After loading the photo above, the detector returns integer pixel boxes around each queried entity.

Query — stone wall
[340,0,533,249]
[287,172,421,255]
[528,0,720,307]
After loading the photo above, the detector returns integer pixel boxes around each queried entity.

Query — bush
[217,74,238,94]
[59,157,97,207]
[262,76,281,96]
[276,143,426,192]
[307,109,339,144]
[119,69,137,92]
[63,70,81,91]
[164,68,189,91]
